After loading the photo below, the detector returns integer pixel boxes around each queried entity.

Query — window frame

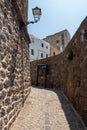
[41,43,44,47]
[41,53,43,58]
[31,49,34,55]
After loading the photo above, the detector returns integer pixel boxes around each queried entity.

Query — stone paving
[10,86,87,130]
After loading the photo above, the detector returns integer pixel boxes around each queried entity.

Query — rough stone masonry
[0,0,31,130]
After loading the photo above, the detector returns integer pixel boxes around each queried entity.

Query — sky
[28,0,87,39]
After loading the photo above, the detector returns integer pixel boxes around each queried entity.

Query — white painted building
[29,34,50,61]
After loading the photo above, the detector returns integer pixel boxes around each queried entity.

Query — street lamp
[33,7,41,22]
[27,6,41,24]
[20,7,41,27]
[20,6,41,28]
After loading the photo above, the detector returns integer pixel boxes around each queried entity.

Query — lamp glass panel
[33,9,40,15]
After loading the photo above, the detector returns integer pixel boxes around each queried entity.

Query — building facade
[50,44,59,56]
[29,34,50,61]
[0,0,31,129]
[43,29,70,53]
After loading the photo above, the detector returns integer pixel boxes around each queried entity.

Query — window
[81,29,87,42]
[31,49,34,55]
[56,40,59,43]
[53,52,55,56]
[41,43,44,47]
[84,30,87,40]
[41,53,43,58]
[46,46,48,49]
[46,54,48,57]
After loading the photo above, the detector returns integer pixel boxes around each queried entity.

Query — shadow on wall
[53,88,86,130]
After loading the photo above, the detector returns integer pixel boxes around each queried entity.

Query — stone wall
[0,0,31,130]
[30,17,87,126]
[17,0,28,22]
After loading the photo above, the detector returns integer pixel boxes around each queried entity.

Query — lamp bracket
[20,20,39,29]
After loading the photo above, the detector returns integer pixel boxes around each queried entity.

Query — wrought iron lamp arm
[26,20,38,25]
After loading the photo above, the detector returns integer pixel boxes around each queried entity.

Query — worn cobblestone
[10,87,87,130]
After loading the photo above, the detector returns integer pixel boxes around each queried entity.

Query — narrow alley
[10,86,86,130]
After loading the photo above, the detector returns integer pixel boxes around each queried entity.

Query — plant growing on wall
[66,51,73,61]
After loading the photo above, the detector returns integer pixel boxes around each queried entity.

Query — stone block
[1,61,7,69]
[4,79,10,89]
[0,82,4,91]
[4,116,8,125]
[0,119,3,130]
[0,70,6,78]
[7,105,13,114]
[0,108,6,117]
[0,90,7,100]
[4,98,11,106]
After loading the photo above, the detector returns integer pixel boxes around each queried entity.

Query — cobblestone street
[10,86,87,130]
